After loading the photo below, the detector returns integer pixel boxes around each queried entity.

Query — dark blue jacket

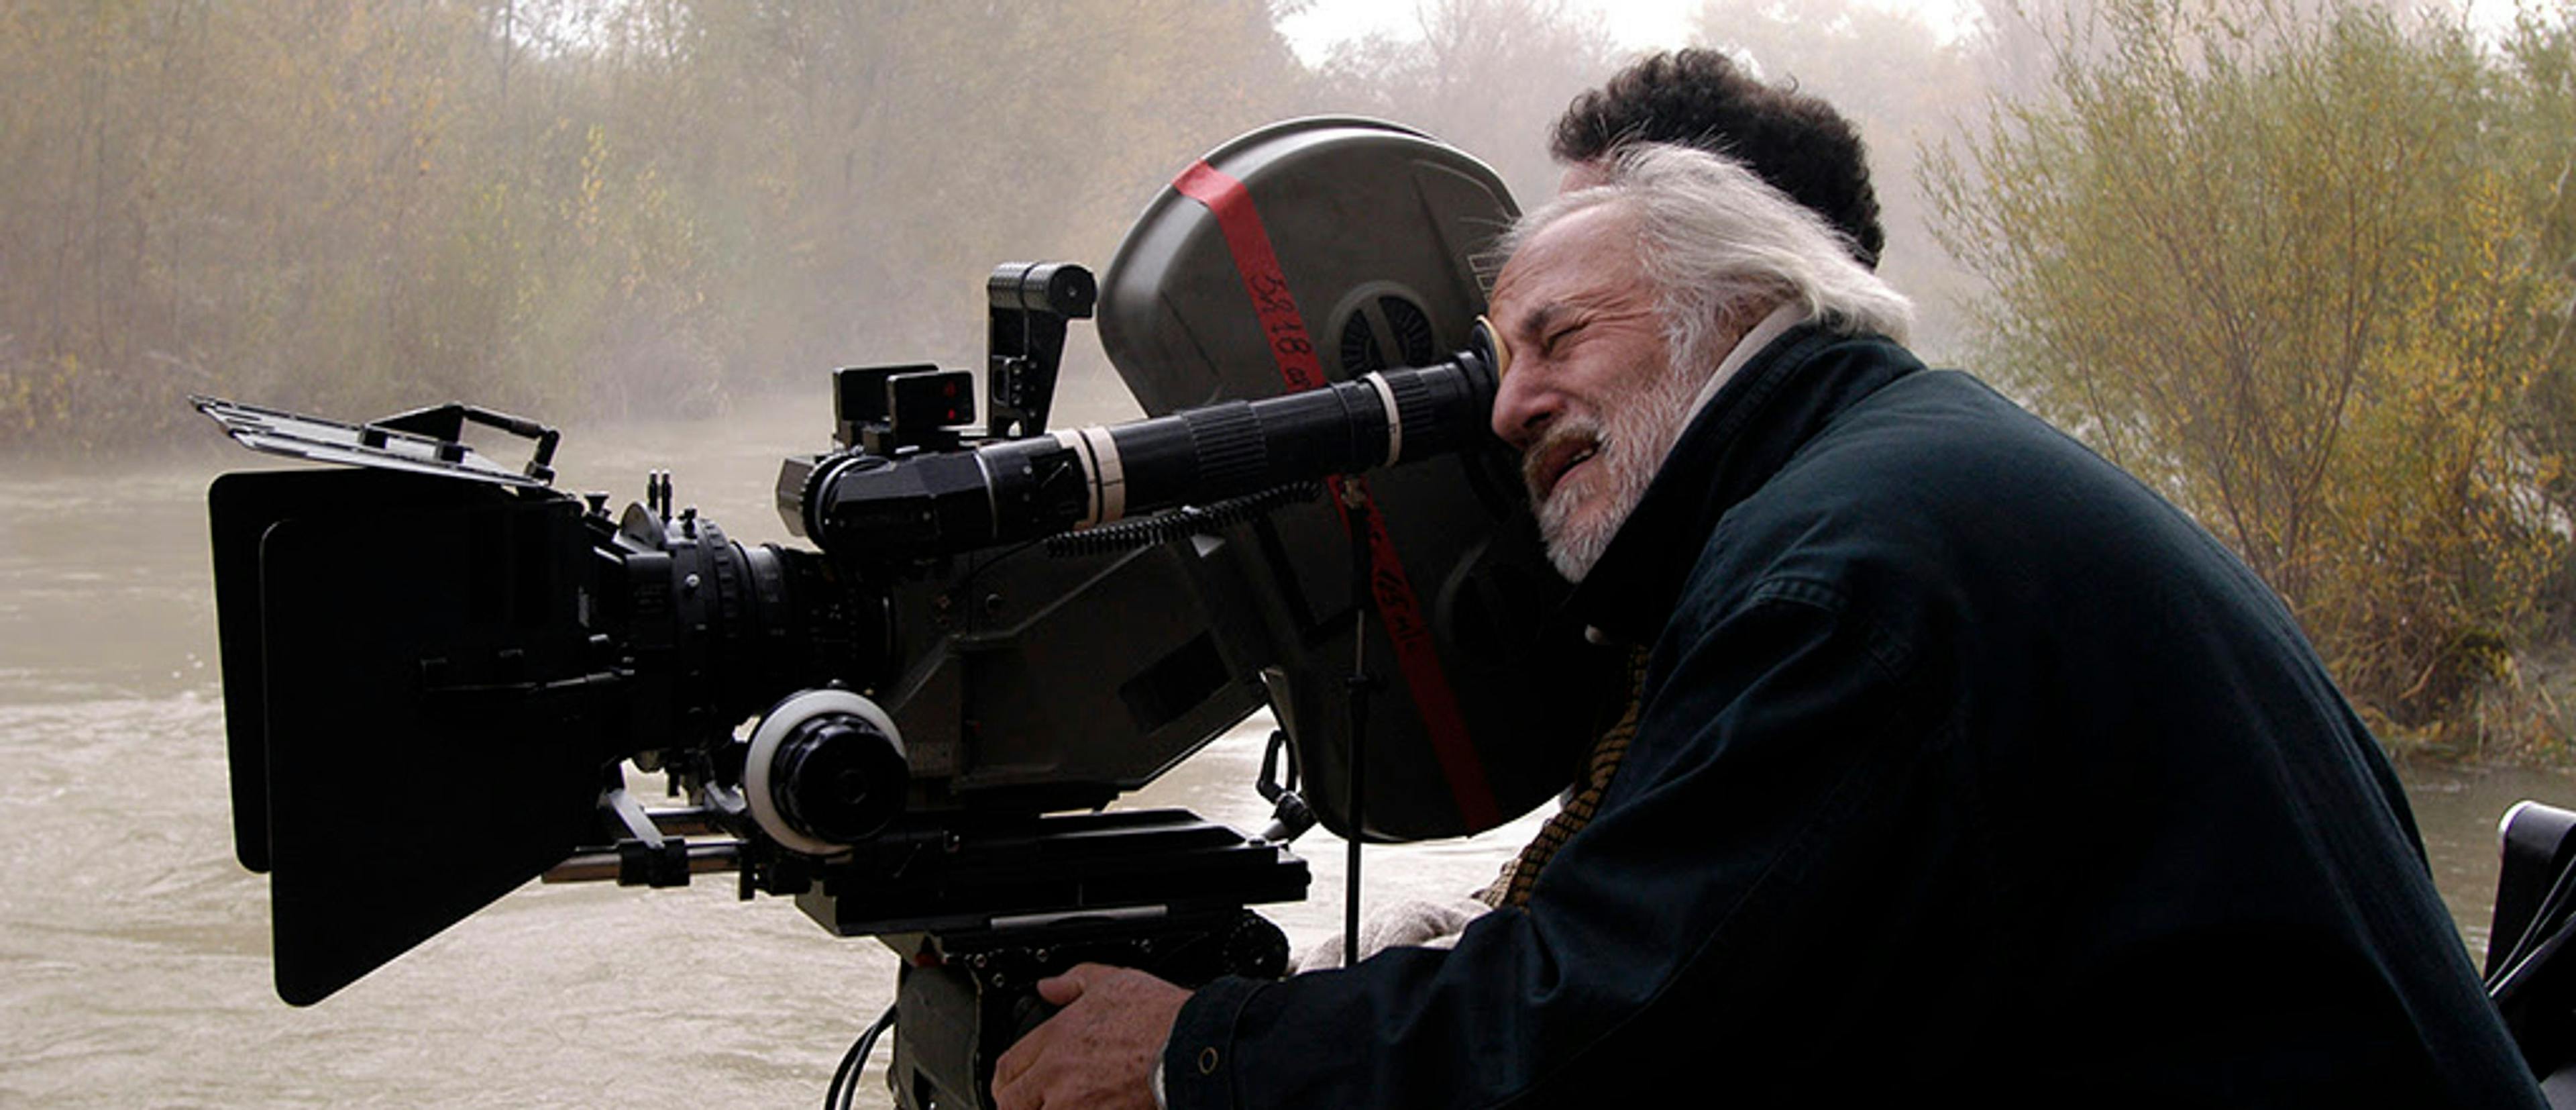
[1165,325,2542,1107]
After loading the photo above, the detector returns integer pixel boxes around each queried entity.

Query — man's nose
[1489,365,1559,451]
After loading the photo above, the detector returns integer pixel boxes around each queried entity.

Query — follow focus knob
[745,689,908,856]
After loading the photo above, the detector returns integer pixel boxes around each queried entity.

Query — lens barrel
[794,348,1495,559]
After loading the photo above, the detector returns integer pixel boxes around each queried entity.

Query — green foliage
[1927,0,2576,752]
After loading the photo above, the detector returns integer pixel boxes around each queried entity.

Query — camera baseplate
[793,807,1307,940]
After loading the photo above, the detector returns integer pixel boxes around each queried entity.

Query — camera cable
[823,1003,898,1110]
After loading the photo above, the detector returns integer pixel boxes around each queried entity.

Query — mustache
[1521,416,1606,499]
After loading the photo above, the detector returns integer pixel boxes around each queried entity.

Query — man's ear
[1707,295,1762,348]
[1715,290,1788,340]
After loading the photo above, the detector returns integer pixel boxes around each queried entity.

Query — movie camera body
[200,119,1625,1109]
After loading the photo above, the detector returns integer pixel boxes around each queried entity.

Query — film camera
[197,120,1621,1109]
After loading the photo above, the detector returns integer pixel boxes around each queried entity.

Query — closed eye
[1540,320,1588,355]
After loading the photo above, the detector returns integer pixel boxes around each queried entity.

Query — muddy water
[0,393,2563,1108]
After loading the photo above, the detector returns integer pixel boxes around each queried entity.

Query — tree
[1304,0,1621,207]
[1926,0,2574,749]
[0,0,1315,450]
[2496,9,2576,632]
[1687,0,1989,358]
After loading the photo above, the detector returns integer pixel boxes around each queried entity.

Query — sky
[1276,0,1987,63]
[1275,0,2532,62]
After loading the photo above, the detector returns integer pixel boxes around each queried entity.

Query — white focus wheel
[744,689,902,857]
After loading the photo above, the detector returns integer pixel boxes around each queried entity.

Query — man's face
[1487,203,1700,581]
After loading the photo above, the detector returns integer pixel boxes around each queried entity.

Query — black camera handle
[986,261,1095,440]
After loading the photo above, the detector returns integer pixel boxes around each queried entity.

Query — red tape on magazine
[1172,160,1500,831]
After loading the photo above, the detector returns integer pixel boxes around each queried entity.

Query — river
[2,391,2565,1108]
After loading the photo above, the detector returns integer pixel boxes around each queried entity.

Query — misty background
[3,1,2576,1105]
[0,0,2094,448]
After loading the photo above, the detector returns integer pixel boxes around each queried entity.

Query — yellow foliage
[1931,0,2576,752]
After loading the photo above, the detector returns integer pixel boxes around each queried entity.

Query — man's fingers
[990,964,1183,1110]
[1034,962,1105,1005]
[994,1021,1046,1095]
[995,967,1095,1101]
[991,1062,1040,1110]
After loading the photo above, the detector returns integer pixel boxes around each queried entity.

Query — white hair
[1498,144,1914,380]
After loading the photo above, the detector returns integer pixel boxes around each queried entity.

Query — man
[1265,47,1894,962]
[1552,47,1884,268]
[994,146,2544,1108]
[1442,47,1896,922]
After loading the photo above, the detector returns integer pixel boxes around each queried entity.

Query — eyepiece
[989,262,1097,318]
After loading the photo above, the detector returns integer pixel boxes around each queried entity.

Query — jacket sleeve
[1162,575,1948,1109]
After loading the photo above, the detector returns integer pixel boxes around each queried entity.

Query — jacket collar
[1566,321,1925,643]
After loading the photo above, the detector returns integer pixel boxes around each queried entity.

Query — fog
[3,0,2570,1105]
[0,0,2048,456]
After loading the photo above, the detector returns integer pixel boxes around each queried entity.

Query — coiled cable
[1043,483,1319,557]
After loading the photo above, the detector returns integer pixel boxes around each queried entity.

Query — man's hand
[991,963,1190,1110]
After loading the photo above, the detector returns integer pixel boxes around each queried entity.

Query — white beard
[1530,358,1708,582]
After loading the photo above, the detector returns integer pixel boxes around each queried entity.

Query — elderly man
[1455,49,1891,917]
[994,146,2543,1109]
